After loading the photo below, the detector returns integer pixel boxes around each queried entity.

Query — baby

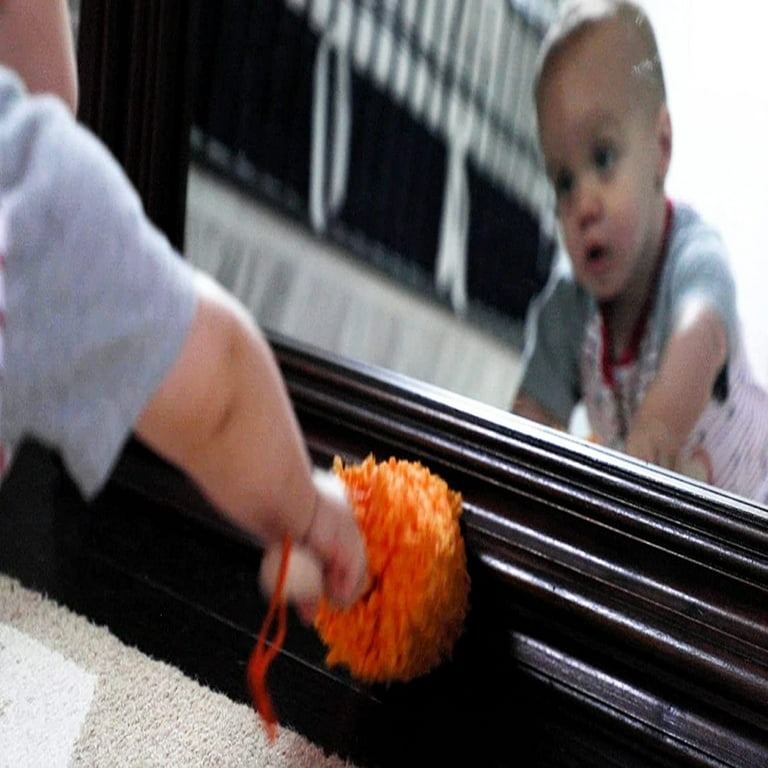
[0,0,366,616]
[513,0,768,502]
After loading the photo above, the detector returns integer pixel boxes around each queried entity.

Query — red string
[247,533,292,742]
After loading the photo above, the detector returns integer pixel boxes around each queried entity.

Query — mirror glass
[184,0,768,509]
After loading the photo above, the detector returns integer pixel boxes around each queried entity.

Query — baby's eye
[593,144,616,172]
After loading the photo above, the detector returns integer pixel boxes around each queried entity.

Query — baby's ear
[655,104,673,186]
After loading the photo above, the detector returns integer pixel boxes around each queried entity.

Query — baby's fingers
[307,469,368,607]
[259,542,323,622]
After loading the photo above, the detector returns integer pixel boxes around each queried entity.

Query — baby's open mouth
[587,246,605,262]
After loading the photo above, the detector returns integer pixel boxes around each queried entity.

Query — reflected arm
[625,299,727,469]
[512,393,568,432]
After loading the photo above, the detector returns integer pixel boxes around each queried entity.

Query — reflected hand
[625,418,680,471]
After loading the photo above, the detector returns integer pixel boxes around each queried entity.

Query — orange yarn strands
[247,533,291,743]
[315,455,470,683]
[247,456,469,740]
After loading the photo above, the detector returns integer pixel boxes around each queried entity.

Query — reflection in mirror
[184,0,768,509]
[186,0,557,409]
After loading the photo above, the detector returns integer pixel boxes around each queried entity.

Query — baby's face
[537,18,670,304]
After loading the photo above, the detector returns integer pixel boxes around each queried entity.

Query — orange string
[247,533,292,742]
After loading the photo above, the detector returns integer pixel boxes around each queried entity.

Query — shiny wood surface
[3,336,766,766]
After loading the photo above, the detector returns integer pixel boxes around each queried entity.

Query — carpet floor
[0,573,357,767]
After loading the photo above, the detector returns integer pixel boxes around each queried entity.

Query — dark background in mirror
[185,0,557,410]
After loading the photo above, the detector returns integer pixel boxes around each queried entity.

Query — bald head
[535,0,666,122]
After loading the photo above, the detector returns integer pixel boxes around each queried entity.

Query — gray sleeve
[515,272,588,425]
[661,216,739,357]
[1,71,198,498]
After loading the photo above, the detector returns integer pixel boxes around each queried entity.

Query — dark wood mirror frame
[7,2,761,765]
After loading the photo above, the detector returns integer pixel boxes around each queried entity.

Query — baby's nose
[575,178,602,228]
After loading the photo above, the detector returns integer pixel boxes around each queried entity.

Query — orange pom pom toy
[248,455,470,740]
[315,455,470,683]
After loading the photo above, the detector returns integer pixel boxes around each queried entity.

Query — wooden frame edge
[272,334,768,766]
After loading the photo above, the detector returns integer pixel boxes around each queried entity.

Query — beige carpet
[0,574,357,767]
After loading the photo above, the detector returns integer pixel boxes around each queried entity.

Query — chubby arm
[0,72,360,614]
[0,0,78,113]
[511,272,585,434]
[625,299,728,469]
[135,271,367,610]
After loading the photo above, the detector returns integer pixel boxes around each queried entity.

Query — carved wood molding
[272,333,768,766]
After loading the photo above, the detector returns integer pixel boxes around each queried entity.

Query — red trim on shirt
[601,198,674,388]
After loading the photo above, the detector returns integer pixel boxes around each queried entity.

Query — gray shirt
[517,201,768,502]
[517,201,739,425]
[0,66,197,498]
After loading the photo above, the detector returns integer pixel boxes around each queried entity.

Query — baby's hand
[259,468,368,623]
[259,542,324,623]
[625,417,679,470]
[305,468,368,607]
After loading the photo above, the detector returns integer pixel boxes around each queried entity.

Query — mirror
[186,0,555,407]
[182,0,768,508]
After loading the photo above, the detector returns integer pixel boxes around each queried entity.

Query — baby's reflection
[513,0,768,504]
